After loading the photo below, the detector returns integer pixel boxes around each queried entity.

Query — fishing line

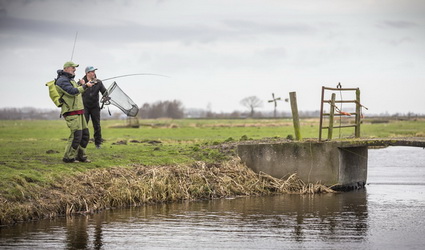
[339,147,368,160]
[101,73,170,82]
[337,83,343,139]
[70,31,78,61]
[308,142,313,183]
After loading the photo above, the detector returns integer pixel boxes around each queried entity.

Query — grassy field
[0,117,424,225]
[1,118,424,192]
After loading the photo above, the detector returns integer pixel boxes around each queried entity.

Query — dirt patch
[46,150,60,154]
[112,140,127,145]
[129,139,162,144]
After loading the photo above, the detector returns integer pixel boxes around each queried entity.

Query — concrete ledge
[334,138,425,148]
[237,141,368,190]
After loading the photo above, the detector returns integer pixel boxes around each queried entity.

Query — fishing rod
[98,73,169,112]
[87,73,169,85]
[70,31,78,61]
[100,73,170,82]
[91,72,169,86]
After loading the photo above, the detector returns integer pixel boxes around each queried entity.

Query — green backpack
[45,80,65,107]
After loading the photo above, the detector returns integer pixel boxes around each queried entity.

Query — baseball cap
[85,66,98,74]
[63,61,79,68]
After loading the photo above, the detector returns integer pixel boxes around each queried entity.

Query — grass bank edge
[0,157,334,226]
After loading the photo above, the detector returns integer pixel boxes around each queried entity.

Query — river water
[1,146,424,249]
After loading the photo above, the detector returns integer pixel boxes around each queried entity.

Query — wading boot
[76,157,91,163]
[76,148,90,163]
[63,158,79,163]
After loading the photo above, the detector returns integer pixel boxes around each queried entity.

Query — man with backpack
[80,66,108,149]
[56,61,94,163]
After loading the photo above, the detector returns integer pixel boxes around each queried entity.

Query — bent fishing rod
[100,73,170,82]
[86,73,169,85]
[70,31,78,61]
[95,73,169,111]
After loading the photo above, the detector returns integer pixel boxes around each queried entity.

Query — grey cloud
[256,47,287,59]
[0,15,204,46]
[380,20,418,29]
[1,15,314,50]
[97,20,315,45]
[222,19,315,35]
[0,16,73,50]
[388,37,413,46]
[0,16,71,36]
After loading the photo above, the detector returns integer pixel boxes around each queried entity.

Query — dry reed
[0,157,333,226]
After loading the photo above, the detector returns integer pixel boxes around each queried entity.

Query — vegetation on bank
[0,159,333,225]
[0,118,424,226]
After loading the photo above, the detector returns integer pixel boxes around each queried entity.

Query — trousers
[63,114,89,160]
[84,106,102,146]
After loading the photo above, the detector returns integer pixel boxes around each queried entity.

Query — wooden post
[355,88,361,138]
[289,92,302,141]
[319,86,325,141]
[328,93,336,140]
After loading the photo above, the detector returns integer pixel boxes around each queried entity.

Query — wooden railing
[319,86,361,141]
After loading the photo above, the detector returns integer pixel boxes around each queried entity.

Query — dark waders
[84,106,102,147]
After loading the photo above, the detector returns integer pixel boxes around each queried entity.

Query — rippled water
[1,146,424,249]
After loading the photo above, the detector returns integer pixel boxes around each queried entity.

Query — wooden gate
[319,86,362,141]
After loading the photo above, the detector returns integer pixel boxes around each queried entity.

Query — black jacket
[81,76,108,108]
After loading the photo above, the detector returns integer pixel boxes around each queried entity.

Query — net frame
[103,81,139,117]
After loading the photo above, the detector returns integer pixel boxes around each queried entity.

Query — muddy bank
[0,158,333,226]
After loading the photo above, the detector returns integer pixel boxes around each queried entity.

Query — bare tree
[240,96,263,117]
[139,100,184,119]
[166,100,184,119]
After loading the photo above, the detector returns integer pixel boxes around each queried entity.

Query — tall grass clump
[0,158,332,226]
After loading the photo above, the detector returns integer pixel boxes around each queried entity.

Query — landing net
[102,81,139,117]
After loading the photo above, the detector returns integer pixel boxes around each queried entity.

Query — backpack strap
[54,78,69,109]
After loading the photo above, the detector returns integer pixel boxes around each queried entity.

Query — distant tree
[150,102,165,118]
[139,103,151,118]
[240,96,263,117]
[139,100,184,119]
[0,107,62,120]
[166,100,184,119]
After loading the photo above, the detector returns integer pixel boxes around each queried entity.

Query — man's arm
[99,81,108,96]
[56,78,86,95]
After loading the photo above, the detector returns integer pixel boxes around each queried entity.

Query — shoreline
[0,158,333,227]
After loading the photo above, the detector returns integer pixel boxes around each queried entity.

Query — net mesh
[103,81,139,117]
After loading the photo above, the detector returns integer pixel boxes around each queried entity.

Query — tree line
[0,96,422,120]
[0,104,317,120]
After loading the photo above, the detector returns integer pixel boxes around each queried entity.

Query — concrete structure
[237,138,425,190]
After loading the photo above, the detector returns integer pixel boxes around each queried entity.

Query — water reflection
[64,215,105,250]
[1,191,368,249]
[93,216,103,250]
[2,146,424,249]
[65,216,89,249]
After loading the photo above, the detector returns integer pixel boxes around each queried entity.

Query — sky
[0,0,424,115]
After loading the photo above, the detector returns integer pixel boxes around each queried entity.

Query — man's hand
[89,79,98,85]
[79,79,93,88]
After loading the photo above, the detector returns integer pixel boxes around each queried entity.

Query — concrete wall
[237,142,368,190]
[337,147,368,189]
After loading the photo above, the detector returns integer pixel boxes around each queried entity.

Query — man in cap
[80,66,108,149]
[56,61,94,163]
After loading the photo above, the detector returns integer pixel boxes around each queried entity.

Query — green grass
[0,118,424,200]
